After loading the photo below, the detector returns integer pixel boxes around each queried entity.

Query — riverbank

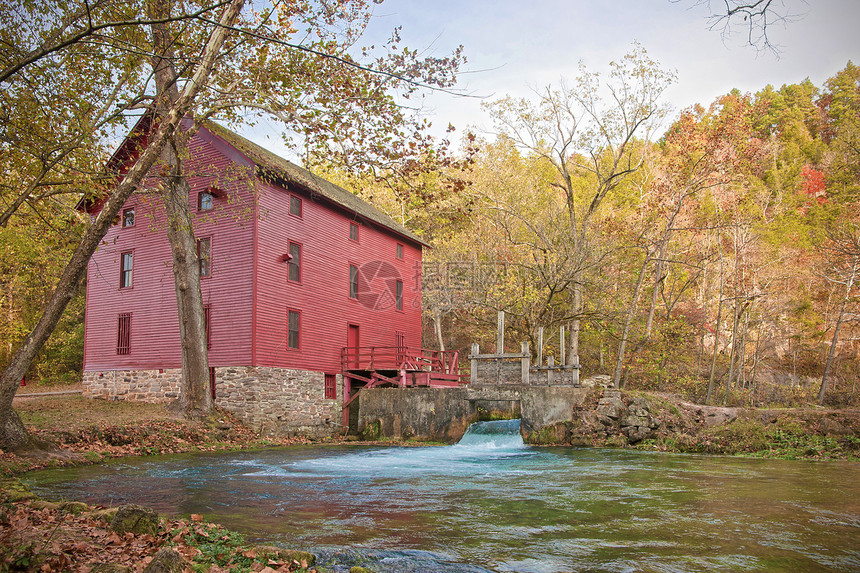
[5,386,860,476]
[2,388,315,476]
[2,387,858,571]
[0,477,322,572]
[525,388,860,460]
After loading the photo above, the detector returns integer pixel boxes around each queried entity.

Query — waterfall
[456,419,524,450]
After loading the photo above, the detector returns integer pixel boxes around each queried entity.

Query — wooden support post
[470,343,479,385]
[342,375,352,428]
[547,355,555,385]
[497,311,505,353]
[521,341,530,385]
[559,326,566,366]
[537,327,544,366]
[572,354,580,385]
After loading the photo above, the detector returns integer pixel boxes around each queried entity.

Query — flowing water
[23,419,860,572]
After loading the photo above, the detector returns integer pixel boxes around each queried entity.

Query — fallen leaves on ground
[0,498,320,572]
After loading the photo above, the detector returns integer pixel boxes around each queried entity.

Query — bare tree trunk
[706,247,724,405]
[0,0,244,452]
[614,249,649,388]
[433,310,445,351]
[148,0,231,418]
[738,306,750,389]
[644,239,667,338]
[723,301,742,404]
[569,281,582,385]
[750,320,763,404]
[820,277,854,403]
[162,148,212,417]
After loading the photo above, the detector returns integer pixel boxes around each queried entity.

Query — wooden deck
[340,346,467,418]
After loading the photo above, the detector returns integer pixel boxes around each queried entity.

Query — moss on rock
[110,504,159,536]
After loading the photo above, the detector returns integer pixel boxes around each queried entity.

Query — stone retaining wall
[83,366,343,439]
[357,385,591,443]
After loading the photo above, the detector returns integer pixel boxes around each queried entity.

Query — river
[23,420,860,572]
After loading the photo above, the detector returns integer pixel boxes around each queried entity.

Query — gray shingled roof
[206,122,427,247]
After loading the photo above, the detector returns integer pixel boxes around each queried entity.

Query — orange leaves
[801,165,827,199]
[797,164,828,214]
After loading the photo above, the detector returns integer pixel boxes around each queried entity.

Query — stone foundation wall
[82,366,343,439]
[216,367,342,439]
[83,369,182,403]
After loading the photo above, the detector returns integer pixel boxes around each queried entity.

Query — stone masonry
[82,366,343,439]
[83,369,182,402]
[216,366,342,438]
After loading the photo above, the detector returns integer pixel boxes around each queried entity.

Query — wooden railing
[341,346,460,376]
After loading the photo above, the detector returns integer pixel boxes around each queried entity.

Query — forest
[333,59,860,408]
[0,1,857,410]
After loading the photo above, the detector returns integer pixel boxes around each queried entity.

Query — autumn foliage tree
[484,44,675,378]
[0,0,465,448]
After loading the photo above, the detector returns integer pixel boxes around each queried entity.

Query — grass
[638,415,860,461]
[15,392,177,432]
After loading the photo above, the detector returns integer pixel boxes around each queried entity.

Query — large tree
[485,44,674,379]
[0,0,246,451]
[0,0,465,447]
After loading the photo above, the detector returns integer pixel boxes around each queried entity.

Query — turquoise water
[23,420,860,572]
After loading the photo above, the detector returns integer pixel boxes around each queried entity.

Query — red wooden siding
[83,124,256,371]
[84,122,423,375]
[253,178,423,373]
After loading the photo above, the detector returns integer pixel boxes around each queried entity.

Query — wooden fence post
[547,355,555,385]
[521,341,530,385]
[559,326,566,366]
[471,342,479,385]
[537,327,544,366]
[497,311,505,353]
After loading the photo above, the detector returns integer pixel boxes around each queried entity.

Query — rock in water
[110,504,159,536]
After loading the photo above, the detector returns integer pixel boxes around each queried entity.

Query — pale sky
[244,0,860,156]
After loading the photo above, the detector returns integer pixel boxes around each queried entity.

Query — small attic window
[122,208,135,228]
[198,190,217,211]
[350,222,359,242]
[289,194,302,218]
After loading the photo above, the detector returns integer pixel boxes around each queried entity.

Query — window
[120,251,133,288]
[287,241,301,282]
[324,373,336,400]
[395,279,403,310]
[197,237,211,277]
[122,208,135,228]
[396,243,403,259]
[116,313,131,355]
[204,304,211,349]
[289,194,302,217]
[349,222,359,241]
[349,264,358,299]
[287,309,300,349]
[198,190,215,211]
